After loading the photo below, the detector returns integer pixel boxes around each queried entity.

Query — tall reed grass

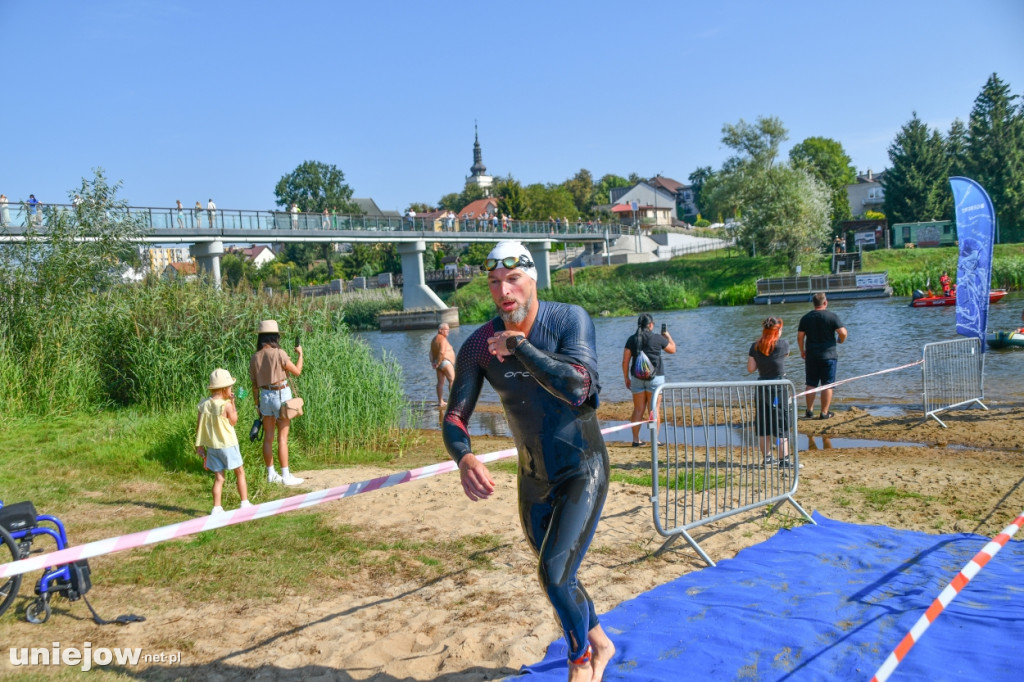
[0,281,408,457]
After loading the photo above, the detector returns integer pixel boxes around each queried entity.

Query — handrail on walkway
[0,201,627,238]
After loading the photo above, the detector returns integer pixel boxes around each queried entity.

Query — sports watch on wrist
[506,335,527,353]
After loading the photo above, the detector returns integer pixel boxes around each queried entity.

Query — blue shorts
[630,374,665,395]
[805,358,837,387]
[259,386,293,419]
[204,444,243,472]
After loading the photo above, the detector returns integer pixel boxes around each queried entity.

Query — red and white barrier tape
[0,421,645,580]
[870,510,1024,682]
[794,360,923,399]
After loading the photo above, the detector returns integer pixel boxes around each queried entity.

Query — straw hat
[257,319,279,334]
[208,368,236,390]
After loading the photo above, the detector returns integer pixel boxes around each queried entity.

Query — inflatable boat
[987,330,1024,349]
[910,289,1007,307]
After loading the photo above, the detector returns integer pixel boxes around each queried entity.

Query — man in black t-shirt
[797,293,848,419]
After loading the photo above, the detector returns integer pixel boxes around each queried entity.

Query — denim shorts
[805,358,837,387]
[204,444,243,472]
[259,386,293,419]
[630,374,665,395]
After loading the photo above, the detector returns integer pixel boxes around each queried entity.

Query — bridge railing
[0,201,627,238]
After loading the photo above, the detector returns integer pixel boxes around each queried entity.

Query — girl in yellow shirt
[195,369,251,514]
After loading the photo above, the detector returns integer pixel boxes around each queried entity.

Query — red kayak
[910,289,1008,307]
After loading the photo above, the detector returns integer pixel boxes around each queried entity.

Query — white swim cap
[485,241,538,280]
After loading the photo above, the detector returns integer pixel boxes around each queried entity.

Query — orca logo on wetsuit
[504,371,532,379]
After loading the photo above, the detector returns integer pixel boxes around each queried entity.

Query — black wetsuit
[443,300,609,661]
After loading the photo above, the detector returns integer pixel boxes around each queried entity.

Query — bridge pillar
[397,241,446,309]
[525,241,552,289]
[191,240,224,288]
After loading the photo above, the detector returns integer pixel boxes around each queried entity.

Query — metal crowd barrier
[922,337,987,427]
[649,380,814,567]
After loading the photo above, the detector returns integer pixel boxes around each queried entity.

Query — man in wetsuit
[443,241,615,682]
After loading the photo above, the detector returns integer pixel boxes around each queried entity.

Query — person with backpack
[622,313,675,447]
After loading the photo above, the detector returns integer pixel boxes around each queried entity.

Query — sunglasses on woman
[482,255,535,272]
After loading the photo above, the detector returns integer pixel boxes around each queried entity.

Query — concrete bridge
[1,202,623,310]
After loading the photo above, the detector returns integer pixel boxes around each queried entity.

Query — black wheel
[25,597,50,624]
[0,525,22,619]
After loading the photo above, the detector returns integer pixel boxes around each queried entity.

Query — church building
[465,124,493,195]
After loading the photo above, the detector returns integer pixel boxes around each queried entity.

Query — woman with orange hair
[747,317,794,467]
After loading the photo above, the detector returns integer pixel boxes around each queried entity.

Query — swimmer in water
[443,241,615,681]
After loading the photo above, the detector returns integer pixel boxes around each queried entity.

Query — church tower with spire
[466,122,494,194]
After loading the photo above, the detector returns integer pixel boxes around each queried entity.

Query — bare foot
[588,625,615,682]
[438,400,447,408]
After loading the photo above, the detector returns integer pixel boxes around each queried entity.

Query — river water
[356,293,1023,432]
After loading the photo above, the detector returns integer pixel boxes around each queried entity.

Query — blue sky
[2,0,1022,214]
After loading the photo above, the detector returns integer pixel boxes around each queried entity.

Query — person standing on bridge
[194,201,203,228]
[797,293,847,420]
[290,202,299,229]
[207,198,217,229]
[176,200,184,228]
[28,194,40,225]
[0,194,9,227]
[430,323,456,407]
[443,240,616,681]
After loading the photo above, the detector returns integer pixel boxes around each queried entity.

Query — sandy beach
[1,404,1022,680]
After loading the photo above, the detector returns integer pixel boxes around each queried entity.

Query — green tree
[883,112,950,225]
[437,192,463,212]
[221,252,252,288]
[721,116,789,170]
[406,202,435,214]
[522,184,577,221]
[964,73,1024,242]
[274,160,360,214]
[437,181,487,214]
[946,118,969,178]
[0,168,146,337]
[274,161,360,279]
[700,117,829,267]
[594,174,632,205]
[461,241,499,268]
[735,166,831,267]
[563,168,595,214]
[494,176,528,219]
[687,166,714,217]
[940,118,970,221]
[788,136,855,229]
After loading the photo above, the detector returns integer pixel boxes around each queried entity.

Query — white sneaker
[267,470,283,484]
[211,506,225,514]
[239,500,253,509]
[281,473,304,486]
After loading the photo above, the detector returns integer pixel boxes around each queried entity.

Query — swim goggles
[482,255,535,272]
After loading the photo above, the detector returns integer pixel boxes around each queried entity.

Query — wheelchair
[0,500,91,624]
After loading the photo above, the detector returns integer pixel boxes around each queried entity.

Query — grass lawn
[0,411,496,609]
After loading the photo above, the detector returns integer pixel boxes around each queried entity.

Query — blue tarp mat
[519,513,1024,681]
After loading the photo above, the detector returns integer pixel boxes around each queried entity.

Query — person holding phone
[622,314,675,447]
[248,320,304,486]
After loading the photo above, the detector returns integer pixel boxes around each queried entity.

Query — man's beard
[499,293,533,325]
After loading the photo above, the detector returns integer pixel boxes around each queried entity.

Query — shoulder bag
[281,376,304,420]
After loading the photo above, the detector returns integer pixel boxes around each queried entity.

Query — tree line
[92,71,1024,287]
[883,73,1023,243]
